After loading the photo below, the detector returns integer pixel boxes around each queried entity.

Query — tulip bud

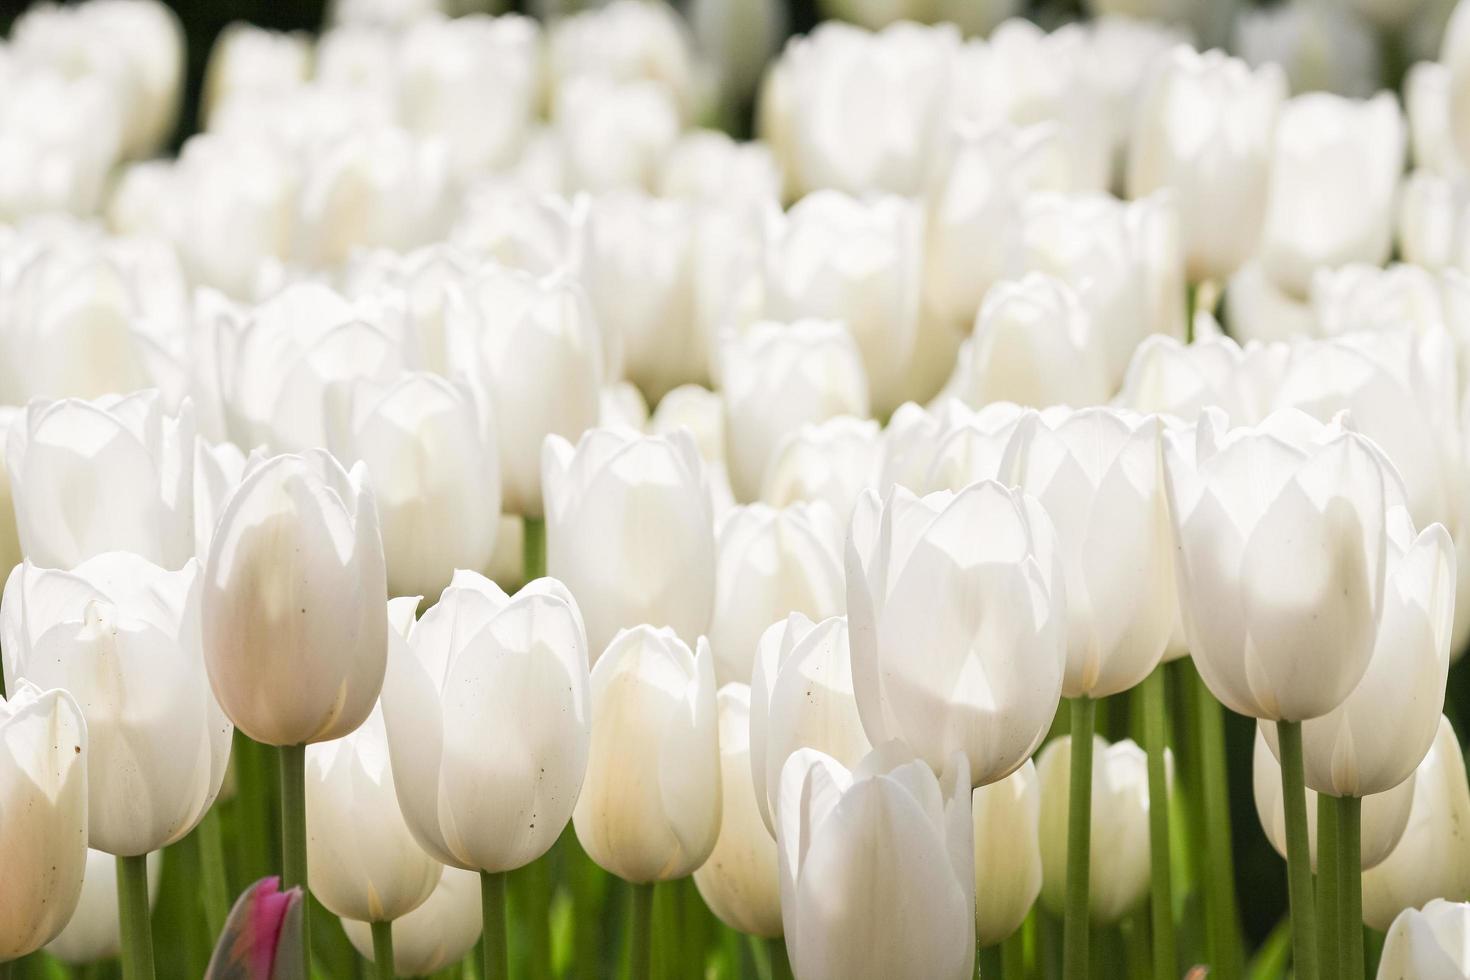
[573,627,720,882]
[341,867,482,977]
[708,503,846,685]
[763,192,923,417]
[1258,93,1406,299]
[556,79,680,194]
[920,402,1028,494]
[0,682,88,961]
[451,186,582,279]
[204,877,305,980]
[1252,727,1413,871]
[547,0,696,120]
[1399,171,1470,274]
[1038,736,1165,924]
[749,614,873,834]
[1377,899,1470,979]
[1117,333,1286,424]
[3,553,230,856]
[543,428,716,654]
[694,684,783,938]
[660,131,783,208]
[777,743,975,980]
[0,66,124,221]
[5,391,194,571]
[203,450,387,746]
[847,481,1066,786]
[973,761,1043,947]
[1362,715,1470,930]
[201,24,311,127]
[761,416,882,520]
[878,399,987,494]
[649,384,727,467]
[382,574,590,873]
[1164,408,1391,721]
[45,849,162,964]
[1127,47,1286,283]
[1404,61,1464,179]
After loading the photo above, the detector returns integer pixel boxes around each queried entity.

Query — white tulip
[660,131,783,208]
[573,626,720,882]
[556,80,681,195]
[973,761,1043,946]
[1399,170,1470,274]
[693,683,783,938]
[1084,17,1190,186]
[193,437,245,564]
[547,0,696,119]
[878,399,990,493]
[1084,0,1234,46]
[543,428,716,654]
[600,382,651,434]
[1404,62,1465,178]
[342,866,482,977]
[649,384,726,467]
[1234,1,1381,99]
[920,402,1029,494]
[1116,333,1286,424]
[203,450,387,746]
[777,743,974,980]
[45,849,161,965]
[847,481,1066,786]
[452,185,582,279]
[1224,259,1319,343]
[201,24,311,126]
[1377,899,1470,979]
[761,416,882,520]
[688,0,786,107]
[381,574,590,873]
[0,63,123,220]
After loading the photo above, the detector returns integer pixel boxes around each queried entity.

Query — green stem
[1316,793,1339,974]
[371,920,395,980]
[1338,795,1364,980]
[481,872,508,980]
[278,743,310,976]
[197,805,230,938]
[630,882,655,980]
[523,517,546,583]
[1064,697,1096,980]
[1277,721,1319,980]
[1002,928,1027,980]
[768,937,792,980]
[979,944,1001,979]
[1140,668,1174,980]
[117,853,156,980]
[1195,669,1243,980]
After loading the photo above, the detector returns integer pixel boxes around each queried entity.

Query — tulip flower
[543,428,716,653]
[846,480,1066,787]
[973,761,1043,948]
[878,399,1014,494]
[1257,93,1405,299]
[1398,172,1470,275]
[1117,333,1286,424]
[1234,1,1381,99]
[1127,47,1286,283]
[0,682,88,963]
[693,684,783,939]
[1377,899,1470,979]
[659,131,783,208]
[203,876,305,980]
[719,320,869,503]
[761,416,882,519]
[748,614,873,834]
[46,849,161,965]
[918,402,1028,494]
[341,867,483,978]
[776,743,974,980]
[0,64,123,221]
[1363,716,1470,931]
[555,79,681,194]
[450,185,582,279]
[1038,736,1164,925]
[546,0,696,119]
[200,23,310,125]
[708,503,846,685]
[335,373,499,599]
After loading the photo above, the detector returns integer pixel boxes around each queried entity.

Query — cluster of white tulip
[5,0,1470,978]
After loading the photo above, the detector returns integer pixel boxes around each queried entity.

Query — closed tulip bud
[543,428,715,653]
[943,274,1112,411]
[709,503,845,685]
[1398,171,1470,273]
[1377,899,1470,979]
[382,574,590,873]
[0,682,88,961]
[3,553,229,856]
[720,321,869,503]
[1164,408,1391,721]
[452,186,581,279]
[1127,47,1286,283]
[201,24,311,125]
[921,403,1028,493]
[749,614,873,834]
[335,374,499,600]
[5,391,194,571]
[0,66,123,221]
[342,866,482,978]
[556,79,680,194]
[847,481,1066,787]
[694,683,783,938]
[878,399,988,493]
[1003,409,1175,698]
[45,849,161,965]
[1038,736,1165,924]
[574,626,720,882]
[660,132,783,209]
[1363,715,1470,930]
[973,761,1042,947]
[1252,727,1413,871]
[649,384,726,466]
[777,743,975,980]
[204,450,387,746]
[204,876,305,980]
[764,192,923,417]
[1258,93,1405,298]
[547,0,696,119]
[762,416,882,519]
[1404,61,1464,179]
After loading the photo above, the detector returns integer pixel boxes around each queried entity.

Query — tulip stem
[278,743,310,977]
[1337,795,1364,980]
[1277,721,1319,980]
[116,853,156,980]
[1316,793,1339,973]
[978,945,1001,979]
[523,517,546,582]
[629,881,655,979]
[197,806,230,938]
[371,919,395,980]
[481,871,509,980]
[1002,928,1027,979]
[1063,697,1095,980]
[1140,667,1174,980]
[768,937,792,980]
[1193,667,1243,980]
